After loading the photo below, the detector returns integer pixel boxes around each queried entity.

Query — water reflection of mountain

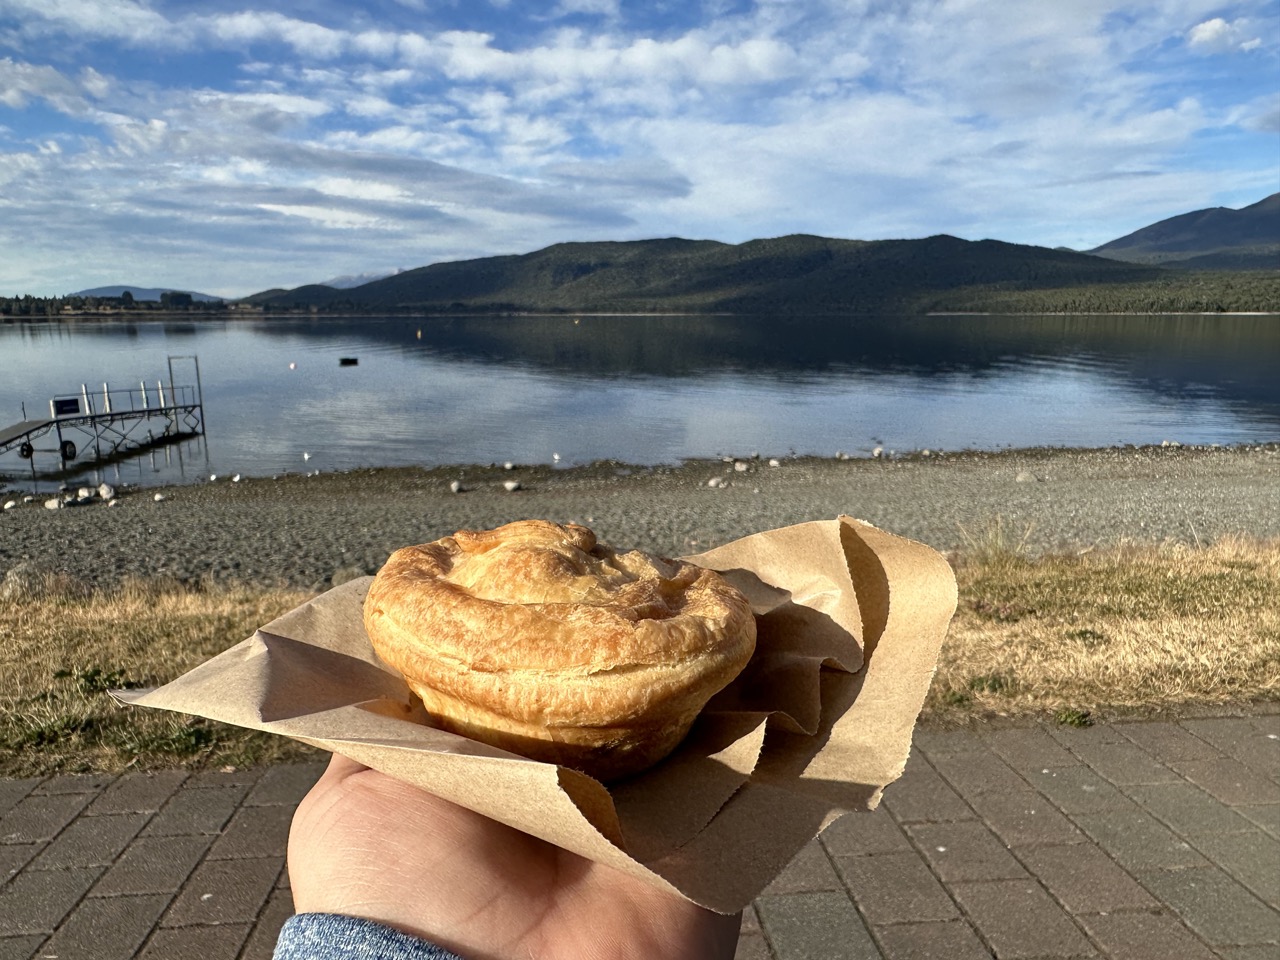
[249,314,1280,419]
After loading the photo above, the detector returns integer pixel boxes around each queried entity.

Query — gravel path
[2,444,1278,590]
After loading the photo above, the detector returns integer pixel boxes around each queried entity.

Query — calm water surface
[1,314,1277,488]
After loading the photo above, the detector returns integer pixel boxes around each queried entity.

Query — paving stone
[161,856,283,926]
[30,772,116,795]
[137,923,250,960]
[0,843,41,886]
[821,806,913,857]
[0,780,41,821]
[1237,803,1280,838]
[206,803,295,860]
[1169,757,1280,806]
[27,812,149,869]
[735,931,773,960]
[0,936,44,960]
[1046,721,1131,749]
[1068,741,1182,785]
[0,791,93,843]
[1123,781,1257,835]
[1190,830,1280,905]
[91,834,213,896]
[905,821,1027,882]
[86,770,188,815]
[183,768,262,790]
[912,728,991,758]
[1073,809,1208,871]
[1181,717,1267,754]
[984,727,1079,770]
[1117,721,1224,762]
[755,892,881,960]
[963,789,1083,847]
[243,761,326,807]
[1218,946,1280,960]
[832,852,957,924]
[1220,735,1280,779]
[140,783,247,836]
[0,866,101,935]
[240,888,294,960]
[879,763,973,823]
[1250,715,1280,736]
[1016,843,1158,914]
[742,903,760,933]
[1028,764,1134,814]
[762,839,842,895]
[930,751,1029,797]
[1076,909,1218,960]
[37,893,169,960]
[872,920,992,959]
[1140,867,1280,946]
[949,879,1095,958]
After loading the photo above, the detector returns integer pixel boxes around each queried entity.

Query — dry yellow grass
[930,534,1280,723]
[2,536,1277,774]
[0,577,320,776]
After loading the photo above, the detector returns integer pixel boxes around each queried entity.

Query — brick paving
[1,714,1278,959]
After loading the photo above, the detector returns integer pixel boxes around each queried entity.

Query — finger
[319,751,370,785]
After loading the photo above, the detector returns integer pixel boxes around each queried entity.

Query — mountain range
[83,193,1278,313]
[1089,193,1279,269]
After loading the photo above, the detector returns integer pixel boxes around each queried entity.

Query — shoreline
[3,443,1278,591]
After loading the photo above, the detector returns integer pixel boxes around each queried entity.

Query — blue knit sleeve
[273,913,467,960]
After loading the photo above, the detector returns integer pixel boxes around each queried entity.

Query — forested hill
[246,234,1195,314]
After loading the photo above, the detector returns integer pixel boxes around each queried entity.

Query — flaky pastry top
[363,519,757,730]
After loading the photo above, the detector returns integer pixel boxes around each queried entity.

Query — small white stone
[44,498,62,510]
[921,449,932,457]
[23,496,33,503]
[231,474,241,482]
[98,483,115,500]
[503,461,515,470]
[153,493,166,502]
[449,480,463,493]
[768,458,781,468]
[707,477,723,488]
[108,499,118,507]
[503,480,521,492]
[734,461,749,473]
[209,474,218,482]
[78,487,94,500]
[872,447,883,459]
[3,501,15,510]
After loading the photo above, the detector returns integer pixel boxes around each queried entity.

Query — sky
[1,1,1277,298]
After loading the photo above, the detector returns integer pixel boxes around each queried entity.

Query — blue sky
[1,0,1276,297]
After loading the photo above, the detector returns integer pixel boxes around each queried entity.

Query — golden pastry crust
[363,520,757,781]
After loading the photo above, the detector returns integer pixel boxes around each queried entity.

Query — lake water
[1,314,1277,489]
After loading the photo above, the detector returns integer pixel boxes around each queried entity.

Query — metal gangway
[0,355,205,469]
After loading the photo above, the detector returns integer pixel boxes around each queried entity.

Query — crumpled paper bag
[116,516,956,913]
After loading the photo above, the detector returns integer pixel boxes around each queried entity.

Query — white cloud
[1187,17,1261,54]
[257,203,384,228]
[0,0,1274,294]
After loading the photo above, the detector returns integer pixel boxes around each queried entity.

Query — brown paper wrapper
[115,516,956,914]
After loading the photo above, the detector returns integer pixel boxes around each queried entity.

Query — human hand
[287,753,742,960]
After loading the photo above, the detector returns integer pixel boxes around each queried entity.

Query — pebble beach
[2,444,1278,590]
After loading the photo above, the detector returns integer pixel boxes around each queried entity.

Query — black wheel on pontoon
[60,440,77,460]
[18,442,33,459]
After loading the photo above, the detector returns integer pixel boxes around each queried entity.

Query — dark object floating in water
[339,357,359,366]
